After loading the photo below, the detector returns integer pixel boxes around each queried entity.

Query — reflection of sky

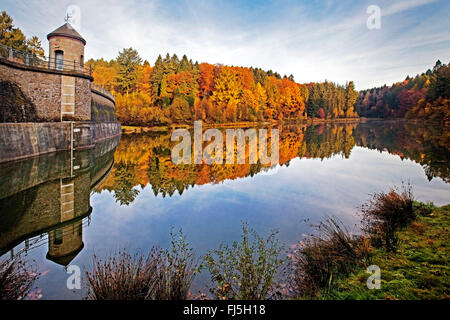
[12,145,450,299]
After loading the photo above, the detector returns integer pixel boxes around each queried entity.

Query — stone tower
[47,22,86,70]
[47,23,88,120]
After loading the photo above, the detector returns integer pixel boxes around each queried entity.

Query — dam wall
[0,52,120,164]
[0,121,121,163]
[0,57,92,122]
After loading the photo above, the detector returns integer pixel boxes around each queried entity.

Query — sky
[2,0,450,90]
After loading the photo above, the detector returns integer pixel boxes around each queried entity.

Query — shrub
[204,222,286,300]
[87,229,199,300]
[290,217,371,297]
[154,229,200,300]
[86,248,164,300]
[360,183,415,252]
[0,256,38,300]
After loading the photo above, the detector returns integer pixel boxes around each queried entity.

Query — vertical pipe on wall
[70,121,74,177]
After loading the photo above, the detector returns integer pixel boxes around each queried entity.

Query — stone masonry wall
[91,91,115,110]
[0,63,61,121]
[49,36,85,67]
[91,122,122,143]
[76,77,91,120]
[0,121,121,163]
[0,123,70,162]
[0,60,92,121]
[91,90,116,122]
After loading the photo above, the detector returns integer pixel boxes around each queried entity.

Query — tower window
[55,50,64,71]
[54,228,63,245]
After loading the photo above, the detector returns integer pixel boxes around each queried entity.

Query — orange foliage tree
[88,50,358,126]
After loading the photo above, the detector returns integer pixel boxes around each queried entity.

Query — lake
[0,120,448,299]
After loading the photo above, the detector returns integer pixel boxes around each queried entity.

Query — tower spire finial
[64,12,72,24]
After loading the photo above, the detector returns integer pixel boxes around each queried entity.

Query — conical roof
[47,23,86,45]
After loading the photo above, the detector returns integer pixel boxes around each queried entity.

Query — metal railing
[0,43,92,76]
[1,43,115,102]
[91,83,115,102]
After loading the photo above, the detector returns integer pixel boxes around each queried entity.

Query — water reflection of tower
[0,136,118,264]
[45,178,82,266]
[46,220,84,266]
[45,172,91,266]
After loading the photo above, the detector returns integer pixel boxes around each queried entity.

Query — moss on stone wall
[91,98,117,122]
[0,80,38,123]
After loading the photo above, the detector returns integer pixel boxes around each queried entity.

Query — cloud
[383,0,437,16]
[2,0,449,90]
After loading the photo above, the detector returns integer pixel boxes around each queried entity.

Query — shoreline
[322,204,450,300]
[120,118,366,133]
[118,117,446,134]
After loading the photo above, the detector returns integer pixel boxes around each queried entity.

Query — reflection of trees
[147,156,196,198]
[113,163,140,205]
[99,123,359,202]
[354,121,449,182]
[98,121,448,204]
[302,123,356,159]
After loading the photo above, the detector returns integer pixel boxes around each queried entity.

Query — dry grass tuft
[86,229,199,300]
[360,183,415,252]
[290,217,371,297]
[0,256,38,300]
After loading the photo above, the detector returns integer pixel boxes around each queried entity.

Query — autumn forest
[1,3,450,303]
[1,9,448,127]
[86,49,352,126]
[86,47,449,126]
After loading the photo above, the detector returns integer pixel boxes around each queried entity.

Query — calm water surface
[0,120,448,299]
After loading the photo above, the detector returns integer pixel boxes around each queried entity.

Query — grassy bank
[323,204,449,300]
[82,185,448,300]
